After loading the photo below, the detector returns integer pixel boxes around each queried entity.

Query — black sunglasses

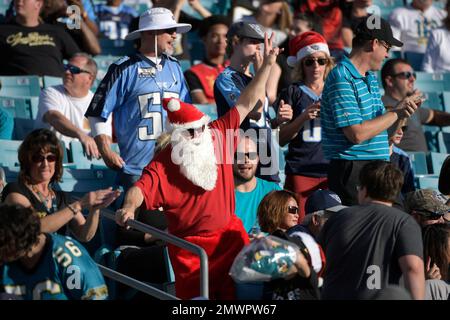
[186,125,206,138]
[64,63,91,75]
[288,206,299,214]
[415,209,447,220]
[392,71,416,80]
[234,152,258,161]
[303,57,328,67]
[164,28,177,34]
[32,154,57,163]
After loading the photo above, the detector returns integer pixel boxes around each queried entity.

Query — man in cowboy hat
[85,7,192,190]
[116,33,282,300]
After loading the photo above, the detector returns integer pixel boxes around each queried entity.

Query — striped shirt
[321,56,389,161]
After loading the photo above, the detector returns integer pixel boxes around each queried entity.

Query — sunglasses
[186,125,206,138]
[31,154,57,163]
[234,152,259,161]
[287,206,299,214]
[64,63,91,75]
[379,40,392,53]
[164,28,177,34]
[303,57,328,67]
[392,71,416,80]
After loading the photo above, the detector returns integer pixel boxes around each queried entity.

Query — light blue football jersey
[2,234,108,300]
[86,53,191,176]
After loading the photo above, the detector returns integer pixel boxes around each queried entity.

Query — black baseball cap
[198,15,230,38]
[355,15,403,47]
[227,21,265,42]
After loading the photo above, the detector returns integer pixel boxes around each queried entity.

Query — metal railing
[99,208,209,299]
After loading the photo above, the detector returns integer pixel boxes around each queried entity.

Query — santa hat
[287,31,330,67]
[162,98,209,129]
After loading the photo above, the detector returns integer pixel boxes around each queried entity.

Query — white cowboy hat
[125,7,192,41]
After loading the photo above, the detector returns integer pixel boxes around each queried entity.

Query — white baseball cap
[125,7,192,41]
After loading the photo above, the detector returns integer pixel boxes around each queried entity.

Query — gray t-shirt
[381,94,431,152]
[318,203,423,300]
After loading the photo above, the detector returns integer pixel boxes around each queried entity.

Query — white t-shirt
[422,27,450,72]
[389,4,446,53]
[35,85,94,146]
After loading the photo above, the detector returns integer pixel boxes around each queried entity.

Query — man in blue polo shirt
[320,16,422,205]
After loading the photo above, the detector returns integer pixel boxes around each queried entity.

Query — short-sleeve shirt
[321,56,389,160]
[134,108,240,238]
[317,203,423,300]
[2,233,108,300]
[0,21,80,77]
[85,53,191,176]
[95,3,138,40]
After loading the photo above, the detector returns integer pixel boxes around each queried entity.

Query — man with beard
[116,33,282,300]
[233,135,281,234]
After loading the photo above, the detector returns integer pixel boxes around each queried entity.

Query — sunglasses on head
[392,71,416,80]
[303,57,328,67]
[31,154,57,163]
[186,125,206,138]
[234,152,258,161]
[288,206,299,214]
[64,63,91,75]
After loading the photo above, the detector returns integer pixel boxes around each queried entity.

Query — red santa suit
[134,99,249,300]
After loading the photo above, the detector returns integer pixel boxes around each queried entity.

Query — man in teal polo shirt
[321,16,422,205]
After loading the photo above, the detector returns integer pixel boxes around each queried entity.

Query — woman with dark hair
[422,0,450,72]
[274,31,335,219]
[2,129,120,242]
[439,155,450,205]
[423,224,449,282]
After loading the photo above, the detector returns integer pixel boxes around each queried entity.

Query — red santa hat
[287,31,330,67]
[162,98,209,129]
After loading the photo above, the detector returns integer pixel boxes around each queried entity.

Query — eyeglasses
[234,152,259,161]
[287,206,299,214]
[64,63,91,75]
[303,57,328,67]
[31,154,57,163]
[186,125,206,139]
[379,40,392,53]
[392,71,417,80]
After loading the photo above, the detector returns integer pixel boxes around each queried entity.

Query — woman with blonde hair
[274,31,335,220]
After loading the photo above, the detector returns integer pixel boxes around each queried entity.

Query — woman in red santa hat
[115,33,283,300]
[274,31,335,220]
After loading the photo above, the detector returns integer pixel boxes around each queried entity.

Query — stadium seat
[421,91,443,111]
[416,175,439,191]
[423,125,440,152]
[441,91,450,114]
[406,151,428,175]
[13,118,35,140]
[0,75,41,97]
[437,131,450,154]
[99,39,135,56]
[179,59,191,73]
[428,152,449,175]
[194,103,218,120]
[42,76,63,88]
[415,72,447,92]
[0,96,32,119]
[69,140,119,169]
[2,166,20,183]
[0,139,21,167]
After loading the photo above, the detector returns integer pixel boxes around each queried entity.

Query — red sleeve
[134,161,164,211]
[210,107,241,163]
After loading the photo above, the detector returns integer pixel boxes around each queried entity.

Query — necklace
[31,184,56,213]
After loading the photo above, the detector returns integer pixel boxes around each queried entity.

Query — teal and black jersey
[85,53,191,176]
[1,234,108,300]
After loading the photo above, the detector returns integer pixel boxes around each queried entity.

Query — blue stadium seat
[235,282,265,300]
[179,59,191,73]
[69,140,119,169]
[0,139,21,167]
[428,152,449,175]
[423,125,440,153]
[421,92,443,111]
[0,75,41,97]
[406,151,428,175]
[99,39,135,56]
[194,103,218,120]
[2,166,20,183]
[0,96,34,119]
[415,72,448,92]
[13,118,35,140]
[437,131,450,154]
[42,76,63,88]
[441,91,450,114]
[370,0,405,19]
[416,175,439,191]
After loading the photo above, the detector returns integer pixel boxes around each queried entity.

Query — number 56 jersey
[2,234,108,300]
[85,53,191,176]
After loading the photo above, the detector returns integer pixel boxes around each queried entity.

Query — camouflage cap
[405,189,450,217]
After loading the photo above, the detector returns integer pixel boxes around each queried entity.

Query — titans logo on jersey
[1,234,108,300]
[85,53,191,176]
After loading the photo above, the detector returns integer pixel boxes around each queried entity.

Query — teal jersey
[2,234,108,300]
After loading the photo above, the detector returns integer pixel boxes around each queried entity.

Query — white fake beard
[170,126,218,191]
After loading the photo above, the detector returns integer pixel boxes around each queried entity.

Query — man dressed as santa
[116,33,286,300]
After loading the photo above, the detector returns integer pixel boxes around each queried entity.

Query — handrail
[100,208,209,299]
[97,264,180,300]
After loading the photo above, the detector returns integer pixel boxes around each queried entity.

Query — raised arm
[235,33,281,126]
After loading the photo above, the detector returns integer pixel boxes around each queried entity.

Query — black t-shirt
[2,181,68,231]
[317,203,423,300]
[0,21,80,77]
